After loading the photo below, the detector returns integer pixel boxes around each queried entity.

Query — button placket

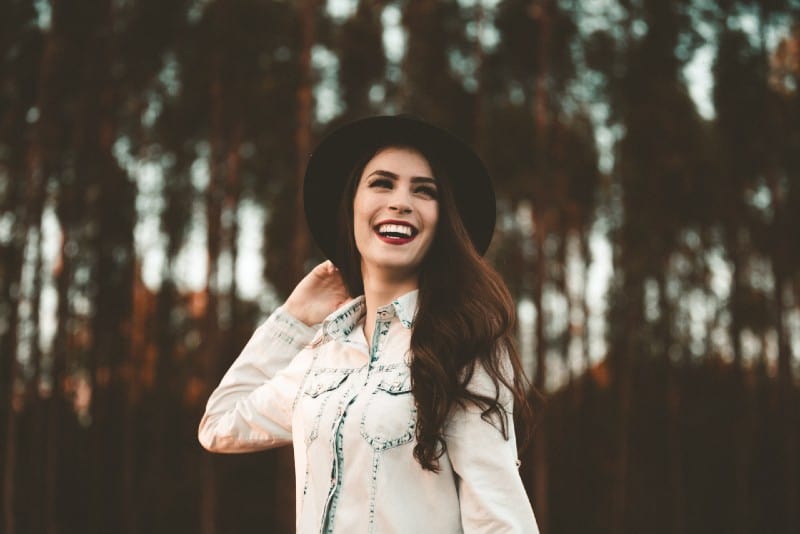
[320,303,401,531]
[322,314,385,532]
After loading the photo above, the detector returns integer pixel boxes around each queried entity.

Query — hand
[284,260,351,326]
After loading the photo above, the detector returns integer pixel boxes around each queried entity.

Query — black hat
[303,115,496,265]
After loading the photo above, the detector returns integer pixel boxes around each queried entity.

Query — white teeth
[377,223,413,236]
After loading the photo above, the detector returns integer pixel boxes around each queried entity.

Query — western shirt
[198,290,539,533]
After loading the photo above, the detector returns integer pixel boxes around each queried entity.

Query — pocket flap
[304,370,350,398]
[377,368,412,395]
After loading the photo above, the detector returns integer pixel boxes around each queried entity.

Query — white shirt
[198,290,539,533]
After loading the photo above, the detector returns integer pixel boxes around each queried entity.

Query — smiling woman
[198,115,540,533]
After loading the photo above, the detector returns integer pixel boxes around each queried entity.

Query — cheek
[353,221,371,250]
[423,204,439,236]
[352,194,373,243]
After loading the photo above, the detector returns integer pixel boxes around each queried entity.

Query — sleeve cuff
[265,305,318,349]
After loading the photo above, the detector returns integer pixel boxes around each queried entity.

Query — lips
[374,220,418,244]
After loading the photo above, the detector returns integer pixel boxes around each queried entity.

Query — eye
[415,185,438,199]
[368,178,393,189]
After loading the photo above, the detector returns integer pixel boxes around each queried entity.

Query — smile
[374,221,418,244]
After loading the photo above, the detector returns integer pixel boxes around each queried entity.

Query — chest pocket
[300,369,351,444]
[361,366,416,451]
[304,369,350,398]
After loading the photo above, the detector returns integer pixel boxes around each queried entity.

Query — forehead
[361,146,434,178]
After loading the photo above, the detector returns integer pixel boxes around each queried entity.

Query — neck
[361,265,418,346]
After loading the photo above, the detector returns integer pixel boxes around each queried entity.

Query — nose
[388,189,413,214]
[389,202,412,214]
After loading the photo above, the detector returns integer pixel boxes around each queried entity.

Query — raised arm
[198,261,350,453]
[197,307,317,452]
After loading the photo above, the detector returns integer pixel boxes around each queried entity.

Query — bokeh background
[2,0,800,533]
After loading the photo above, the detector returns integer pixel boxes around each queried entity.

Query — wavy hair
[335,144,534,472]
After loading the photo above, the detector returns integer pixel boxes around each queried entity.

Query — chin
[364,256,423,277]
[378,260,422,273]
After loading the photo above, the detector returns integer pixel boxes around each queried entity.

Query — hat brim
[303,115,496,266]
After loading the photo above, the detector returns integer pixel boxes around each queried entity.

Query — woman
[198,115,539,533]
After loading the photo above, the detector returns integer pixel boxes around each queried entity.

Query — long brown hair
[335,144,533,472]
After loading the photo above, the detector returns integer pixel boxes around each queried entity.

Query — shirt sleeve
[444,359,540,534]
[197,306,319,453]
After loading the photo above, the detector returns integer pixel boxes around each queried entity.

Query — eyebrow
[367,169,437,184]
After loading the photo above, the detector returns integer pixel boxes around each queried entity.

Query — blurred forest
[1,0,800,533]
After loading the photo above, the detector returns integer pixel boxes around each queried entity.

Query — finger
[312,261,330,276]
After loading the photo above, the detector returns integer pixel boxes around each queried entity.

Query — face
[352,146,439,282]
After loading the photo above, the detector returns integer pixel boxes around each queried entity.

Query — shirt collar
[321,296,366,341]
[321,289,419,340]
[390,289,418,329]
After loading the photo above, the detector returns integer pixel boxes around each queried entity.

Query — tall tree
[712,5,775,529]
[337,0,387,120]
[401,0,474,135]
[0,2,43,531]
[605,0,709,530]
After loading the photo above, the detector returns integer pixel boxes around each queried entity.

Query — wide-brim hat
[303,115,496,266]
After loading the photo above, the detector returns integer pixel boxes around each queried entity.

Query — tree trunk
[657,269,685,534]
[611,274,640,534]
[14,2,68,529]
[200,45,226,534]
[471,0,486,151]
[4,0,63,523]
[1,241,22,534]
[727,226,752,534]
[45,225,71,534]
[26,223,45,534]
[224,120,243,331]
[530,1,552,530]
[152,275,177,531]
[531,220,548,532]
[558,232,570,387]
[770,222,797,534]
[579,232,591,376]
[292,0,315,283]
[2,369,18,534]
[0,143,34,534]
[0,171,20,534]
